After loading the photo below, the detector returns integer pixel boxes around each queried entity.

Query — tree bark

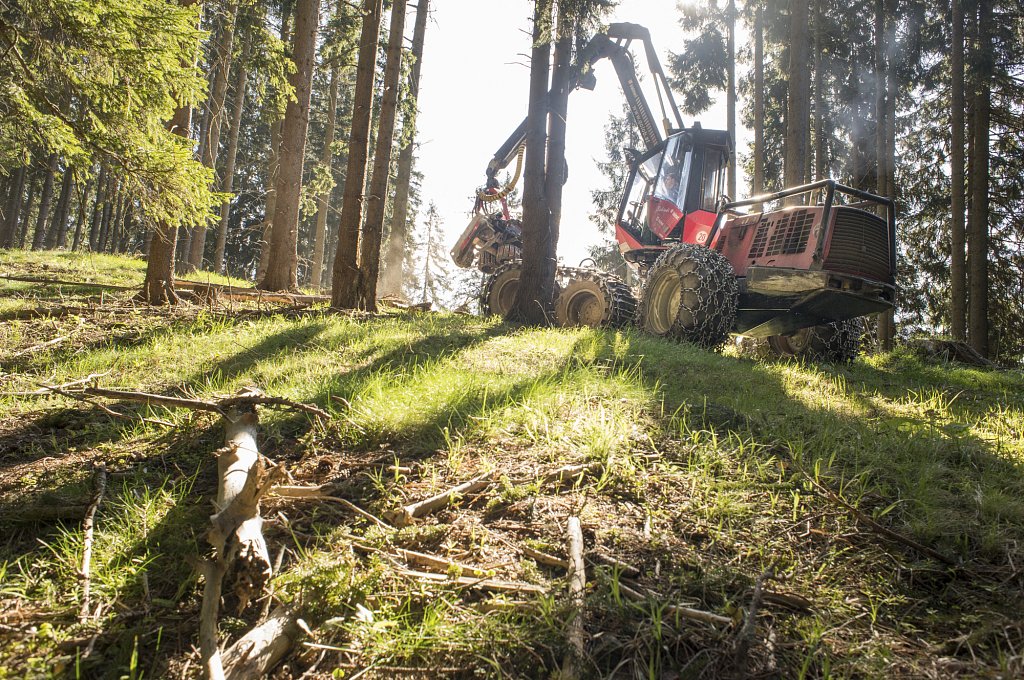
[213,53,250,274]
[310,22,343,290]
[48,167,75,249]
[188,0,240,271]
[71,176,95,251]
[379,0,429,297]
[331,0,384,308]
[753,4,764,202]
[15,170,36,249]
[541,1,570,266]
[256,7,294,283]
[950,0,966,341]
[1,165,27,248]
[31,155,58,251]
[967,0,991,357]
[726,0,737,198]
[813,0,825,181]
[88,167,108,252]
[355,0,408,311]
[259,0,320,292]
[784,0,810,203]
[874,0,894,350]
[508,0,553,324]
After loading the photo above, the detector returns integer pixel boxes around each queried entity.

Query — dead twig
[522,545,569,570]
[269,486,392,530]
[734,565,777,675]
[79,465,108,623]
[617,582,733,627]
[803,472,959,567]
[386,472,494,527]
[396,568,546,596]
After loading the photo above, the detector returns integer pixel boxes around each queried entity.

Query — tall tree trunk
[753,3,764,202]
[356,0,408,310]
[950,0,966,341]
[542,2,570,265]
[142,0,200,304]
[259,0,320,291]
[874,0,894,350]
[97,179,118,253]
[16,171,37,249]
[88,167,108,251]
[31,154,58,251]
[71,176,95,251]
[213,54,250,274]
[331,0,384,307]
[508,0,553,324]
[188,0,240,271]
[48,168,74,249]
[380,0,430,297]
[1,165,27,248]
[310,29,342,290]
[784,0,810,203]
[256,5,294,282]
[104,188,125,253]
[967,0,991,357]
[813,0,825,181]
[726,0,736,198]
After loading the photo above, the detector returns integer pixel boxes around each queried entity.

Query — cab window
[700,148,726,211]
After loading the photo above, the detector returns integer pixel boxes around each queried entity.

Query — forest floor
[1,250,1023,679]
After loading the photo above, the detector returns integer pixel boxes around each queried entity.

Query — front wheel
[636,244,738,349]
[480,261,523,317]
[767,318,865,363]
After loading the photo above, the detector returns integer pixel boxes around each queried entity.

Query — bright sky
[414,0,751,266]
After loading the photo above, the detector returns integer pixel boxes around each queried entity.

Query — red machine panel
[716,207,825,277]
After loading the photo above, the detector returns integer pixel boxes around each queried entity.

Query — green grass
[1,252,1023,678]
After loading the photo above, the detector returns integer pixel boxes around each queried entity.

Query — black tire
[480,261,523,317]
[767,317,865,362]
[553,268,636,329]
[636,243,738,349]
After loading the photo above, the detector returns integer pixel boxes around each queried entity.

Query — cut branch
[78,464,107,623]
[561,516,587,680]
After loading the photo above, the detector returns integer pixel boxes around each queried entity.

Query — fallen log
[0,274,136,291]
[220,606,301,680]
[909,338,995,367]
[175,280,330,306]
[387,472,494,527]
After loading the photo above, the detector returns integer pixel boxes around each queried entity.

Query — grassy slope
[1,250,1022,679]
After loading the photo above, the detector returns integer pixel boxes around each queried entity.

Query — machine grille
[747,209,814,259]
[824,207,891,282]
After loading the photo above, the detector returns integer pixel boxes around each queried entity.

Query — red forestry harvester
[451,23,895,361]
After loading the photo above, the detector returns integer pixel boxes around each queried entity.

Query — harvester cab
[616,125,732,256]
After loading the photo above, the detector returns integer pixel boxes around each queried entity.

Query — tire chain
[807,317,864,363]
[553,266,637,328]
[636,243,738,349]
[481,262,636,327]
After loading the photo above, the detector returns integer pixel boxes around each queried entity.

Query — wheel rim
[562,288,605,327]
[645,268,681,334]
[486,269,520,316]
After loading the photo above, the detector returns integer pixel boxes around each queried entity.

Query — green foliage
[0,0,220,228]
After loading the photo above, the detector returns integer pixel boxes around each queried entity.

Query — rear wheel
[636,243,738,349]
[553,269,636,328]
[767,318,864,362]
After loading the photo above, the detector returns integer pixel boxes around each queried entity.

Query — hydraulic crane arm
[482,23,684,191]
